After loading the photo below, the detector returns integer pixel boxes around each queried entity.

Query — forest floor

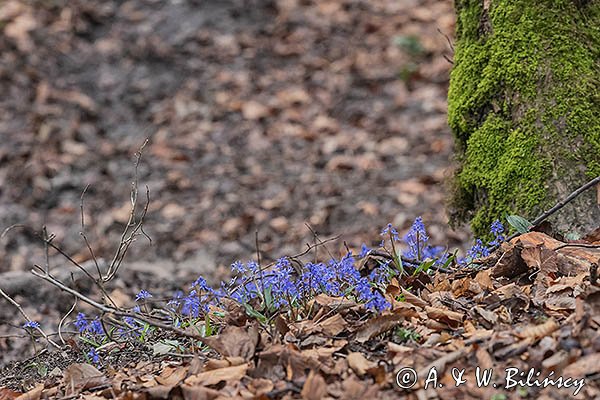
[3,0,599,399]
[0,0,461,363]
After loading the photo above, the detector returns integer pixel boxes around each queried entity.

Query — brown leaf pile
[2,231,600,399]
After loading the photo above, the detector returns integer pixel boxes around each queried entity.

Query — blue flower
[135,290,152,302]
[88,318,104,335]
[403,217,429,260]
[74,313,88,332]
[359,244,370,258]
[365,292,390,312]
[181,291,201,317]
[335,253,360,285]
[231,260,245,274]
[489,220,505,246]
[369,263,391,286]
[246,261,259,273]
[354,278,390,312]
[88,348,100,365]
[299,262,338,296]
[381,223,400,241]
[355,278,373,301]
[466,239,490,260]
[23,321,40,329]
[167,291,183,311]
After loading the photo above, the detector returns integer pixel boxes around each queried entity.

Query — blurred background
[0,0,468,293]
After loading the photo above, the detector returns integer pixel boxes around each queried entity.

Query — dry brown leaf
[475,346,494,370]
[340,376,379,398]
[493,338,534,360]
[301,371,327,400]
[184,363,248,386]
[155,366,188,386]
[204,357,245,370]
[347,352,375,377]
[144,384,174,399]
[4,10,36,52]
[417,347,470,377]
[180,384,221,400]
[546,273,587,294]
[491,243,528,278]
[319,314,347,336]
[544,295,576,311]
[313,294,356,309]
[473,306,498,326]
[247,378,274,396]
[399,287,428,308]
[187,356,203,376]
[0,388,21,400]
[62,364,107,396]
[474,269,494,291]
[354,306,416,343]
[563,353,600,377]
[14,384,43,400]
[201,324,259,360]
[493,283,528,300]
[425,306,463,328]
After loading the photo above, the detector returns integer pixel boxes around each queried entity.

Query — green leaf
[204,314,213,337]
[243,303,268,324]
[263,286,274,311]
[506,215,532,234]
[413,259,435,275]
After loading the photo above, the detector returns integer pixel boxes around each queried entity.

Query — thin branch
[504,174,600,243]
[79,184,102,280]
[105,139,150,282]
[554,243,600,251]
[304,223,336,261]
[104,185,151,282]
[437,28,454,52]
[0,286,61,349]
[29,268,209,344]
[531,175,600,227]
[58,298,77,346]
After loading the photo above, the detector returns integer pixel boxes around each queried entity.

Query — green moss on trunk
[448,0,600,237]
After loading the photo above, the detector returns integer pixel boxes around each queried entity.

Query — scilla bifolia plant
[67,218,506,364]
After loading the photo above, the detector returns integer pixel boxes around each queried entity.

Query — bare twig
[79,184,102,280]
[304,223,336,261]
[29,267,210,344]
[554,243,600,251]
[58,298,78,346]
[531,175,600,228]
[504,174,600,243]
[437,28,454,52]
[105,139,150,282]
[0,286,61,349]
[104,185,150,282]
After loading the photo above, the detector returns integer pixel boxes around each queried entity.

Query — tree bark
[448,0,600,238]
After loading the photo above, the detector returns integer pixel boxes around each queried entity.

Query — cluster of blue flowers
[70,217,507,363]
[22,320,40,330]
[377,217,506,268]
[74,312,105,336]
[461,219,505,264]
[223,252,391,313]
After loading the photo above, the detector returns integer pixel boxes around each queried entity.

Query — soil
[0,0,468,367]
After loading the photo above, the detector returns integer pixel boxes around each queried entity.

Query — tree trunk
[448,0,600,238]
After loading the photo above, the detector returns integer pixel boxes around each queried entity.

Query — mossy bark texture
[448,0,600,237]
